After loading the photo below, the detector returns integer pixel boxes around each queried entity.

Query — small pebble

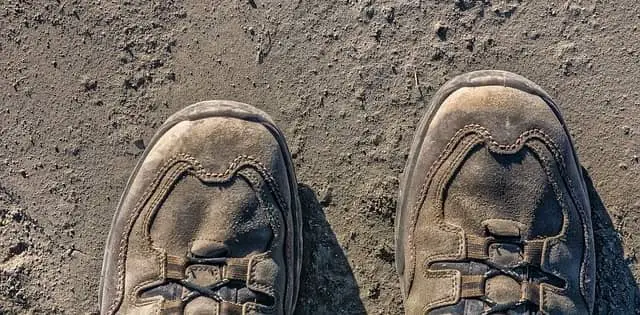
[372,134,383,146]
[435,22,448,41]
[382,7,394,23]
[133,139,146,150]
[364,6,375,19]
[80,76,97,91]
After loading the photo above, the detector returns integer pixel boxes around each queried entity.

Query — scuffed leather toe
[100,101,301,315]
[396,71,595,314]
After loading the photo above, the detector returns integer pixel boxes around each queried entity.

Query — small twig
[414,71,423,98]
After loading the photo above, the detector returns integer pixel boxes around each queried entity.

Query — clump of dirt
[361,176,399,224]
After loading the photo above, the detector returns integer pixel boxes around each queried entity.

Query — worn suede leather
[100,102,299,315]
[396,72,595,314]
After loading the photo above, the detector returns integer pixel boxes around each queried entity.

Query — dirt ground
[1,0,639,314]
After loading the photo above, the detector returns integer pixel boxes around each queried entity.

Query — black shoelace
[466,238,563,315]
[477,258,538,315]
[178,256,231,304]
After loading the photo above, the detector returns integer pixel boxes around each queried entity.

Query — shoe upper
[396,85,595,314]
[100,115,296,315]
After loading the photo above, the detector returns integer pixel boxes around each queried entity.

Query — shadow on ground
[294,173,640,314]
[294,184,366,315]
[584,169,640,314]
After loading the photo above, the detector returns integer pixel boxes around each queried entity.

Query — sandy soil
[1,1,639,314]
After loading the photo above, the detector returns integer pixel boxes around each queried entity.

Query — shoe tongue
[485,243,523,307]
[218,286,260,304]
[190,240,228,257]
[181,287,259,314]
[483,219,524,238]
[183,296,219,313]
[488,242,523,268]
[484,219,527,311]
[140,264,261,312]
[186,264,261,304]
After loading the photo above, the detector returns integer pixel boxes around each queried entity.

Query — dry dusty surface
[1,0,639,314]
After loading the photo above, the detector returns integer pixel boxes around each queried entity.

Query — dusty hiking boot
[99,101,302,315]
[395,71,595,314]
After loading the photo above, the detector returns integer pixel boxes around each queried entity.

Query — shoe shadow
[294,184,367,315]
[583,169,640,314]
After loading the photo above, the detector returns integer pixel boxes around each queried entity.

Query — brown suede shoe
[396,71,595,314]
[99,101,302,315]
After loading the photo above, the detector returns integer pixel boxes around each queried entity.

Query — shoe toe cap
[430,85,569,147]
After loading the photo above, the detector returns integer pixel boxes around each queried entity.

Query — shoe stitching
[422,269,460,311]
[422,135,482,311]
[408,125,486,292]
[427,135,482,262]
[132,162,193,310]
[238,166,292,312]
[142,154,288,249]
[539,282,565,314]
[526,141,571,238]
[141,163,191,245]
[407,124,590,311]
[248,253,278,298]
[238,169,282,242]
[406,125,476,293]
[426,133,521,310]
[234,157,295,313]
[132,155,285,311]
[142,155,286,306]
[526,141,591,311]
[523,132,592,308]
[109,153,289,314]
[409,124,562,280]
[110,157,189,314]
[244,300,276,315]
[527,139,593,309]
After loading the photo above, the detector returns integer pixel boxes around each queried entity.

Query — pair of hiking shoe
[99,71,595,315]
